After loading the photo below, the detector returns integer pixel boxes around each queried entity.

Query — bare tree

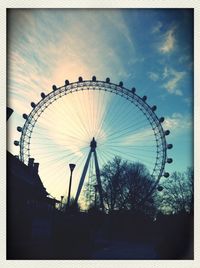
[157,167,194,214]
[84,156,156,215]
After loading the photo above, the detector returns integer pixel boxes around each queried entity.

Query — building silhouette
[7,107,60,259]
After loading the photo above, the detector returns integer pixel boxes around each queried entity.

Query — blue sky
[7,9,193,202]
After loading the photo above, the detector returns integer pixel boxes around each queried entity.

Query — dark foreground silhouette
[7,209,193,260]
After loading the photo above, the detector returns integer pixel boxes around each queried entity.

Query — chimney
[33,163,39,175]
[28,158,34,168]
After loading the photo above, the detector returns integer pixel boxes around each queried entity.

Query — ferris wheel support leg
[93,150,104,212]
[75,149,92,204]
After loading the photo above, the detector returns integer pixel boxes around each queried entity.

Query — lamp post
[67,163,76,208]
[60,195,64,210]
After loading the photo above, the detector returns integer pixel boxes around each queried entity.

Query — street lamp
[67,163,76,208]
[60,195,64,210]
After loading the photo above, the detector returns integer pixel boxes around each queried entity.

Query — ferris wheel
[14,76,173,208]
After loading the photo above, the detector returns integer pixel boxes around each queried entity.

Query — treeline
[82,156,193,217]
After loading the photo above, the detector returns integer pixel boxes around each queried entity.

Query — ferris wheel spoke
[39,150,85,173]
[46,98,70,125]
[31,149,87,160]
[47,92,89,140]
[116,144,156,148]
[32,135,86,148]
[104,123,154,144]
[94,89,105,138]
[41,161,68,181]
[102,104,147,139]
[99,143,156,153]
[33,127,88,145]
[32,147,88,166]
[100,146,156,167]
[43,107,89,142]
[103,135,156,147]
[101,98,137,136]
[34,154,72,168]
[95,91,113,139]
[32,134,88,146]
[96,93,121,138]
[72,90,90,137]
[88,89,95,136]
[97,151,110,169]
[100,127,151,145]
[70,90,93,139]
[94,89,107,137]
[70,92,90,137]
[98,150,116,167]
[33,116,90,142]
[103,115,149,137]
[40,149,89,192]
[39,169,71,193]
[44,169,68,194]
[97,93,131,139]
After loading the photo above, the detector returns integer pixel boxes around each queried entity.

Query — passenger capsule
[23,113,28,120]
[92,76,96,82]
[14,140,19,146]
[78,76,83,82]
[119,81,123,87]
[157,185,163,191]
[142,95,147,101]
[65,80,70,86]
[52,85,57,91]
[164,172,170,178]
[151,105,157,112]
[159,117,165,123]
[165,130,170,136]
[132,87,136,93]
[31,102,36,108]
[167,158,173,164]
[17,126,22,132]
[167,144,173,149]
[41,92,45,99]
[106,77,110,83]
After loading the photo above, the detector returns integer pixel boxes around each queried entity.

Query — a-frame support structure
[75,137,104,211]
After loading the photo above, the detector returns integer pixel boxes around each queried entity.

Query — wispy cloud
[8,9,137,105]
[147,67,186,97]
[148,71,159,82]
[179,55,190,63]
[184,97,193,106]
[105,10,135,51]
[159,26,176,54]
[179,55,193,71]
[152,21,162,34]
[163,113,192,132]
[162,67,186,96]
[162,66,170,79]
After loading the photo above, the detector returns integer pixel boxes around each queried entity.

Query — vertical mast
[75,137,104,211]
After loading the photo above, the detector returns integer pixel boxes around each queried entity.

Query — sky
[7,9,193,204]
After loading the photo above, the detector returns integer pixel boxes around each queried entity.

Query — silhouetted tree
[156,167,194,214]
[85,157,156,216]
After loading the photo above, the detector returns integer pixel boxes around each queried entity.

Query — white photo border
[0,1,199,268]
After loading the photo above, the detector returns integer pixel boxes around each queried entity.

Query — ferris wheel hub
[90,137,97,151]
